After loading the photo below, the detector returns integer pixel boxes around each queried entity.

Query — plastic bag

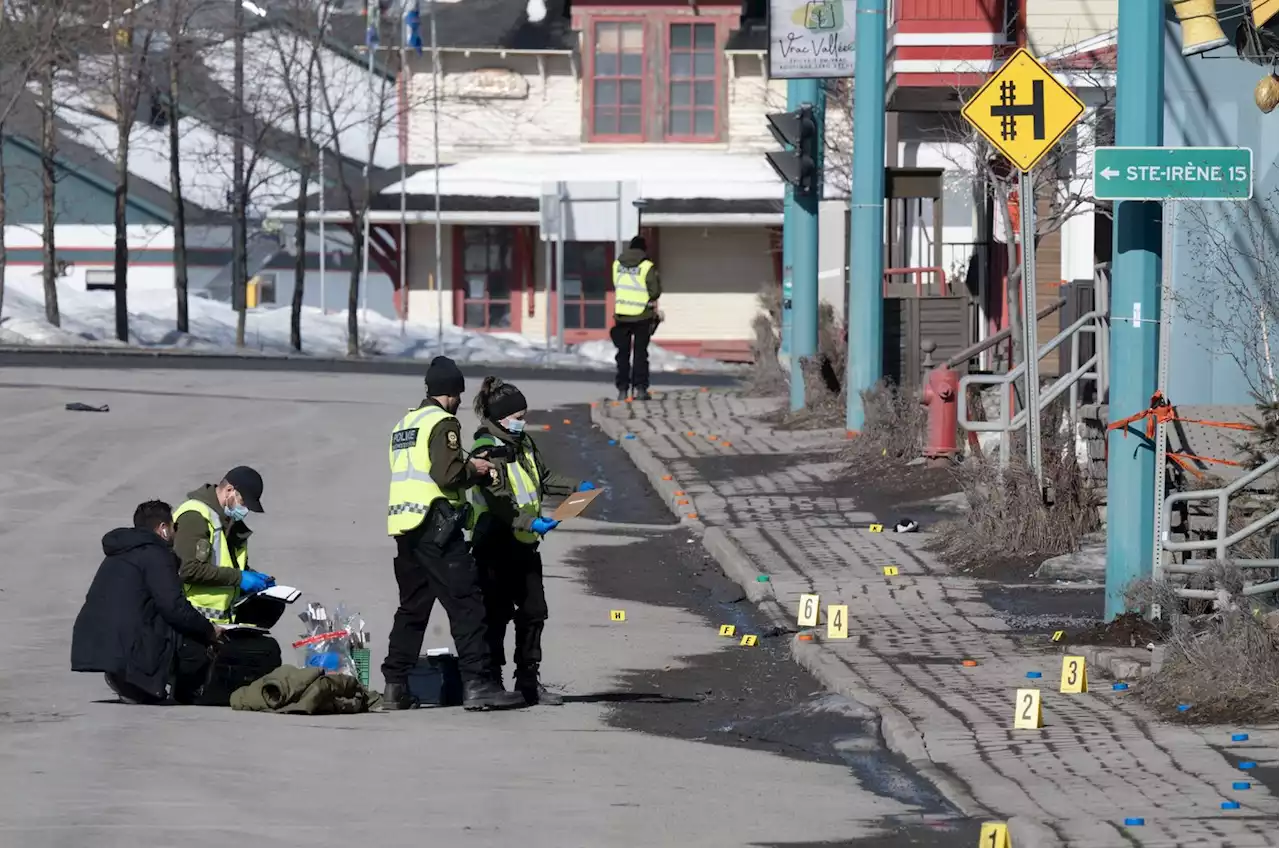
[291,601,370,679]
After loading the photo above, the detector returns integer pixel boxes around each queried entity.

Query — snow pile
[0,278,736,374]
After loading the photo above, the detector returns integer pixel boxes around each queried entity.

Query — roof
[384,151,785,201]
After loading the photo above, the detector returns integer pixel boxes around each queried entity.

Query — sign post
[961,47,1085,487]
[1093,146,1253,201]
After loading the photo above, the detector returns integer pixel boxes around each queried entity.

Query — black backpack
[176,629,282,707]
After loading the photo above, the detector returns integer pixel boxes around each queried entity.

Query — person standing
[172,465,274,625]
[381,356,526,712]
[71,500,222,705]
[610,235,662,402]
[468,376,595,705]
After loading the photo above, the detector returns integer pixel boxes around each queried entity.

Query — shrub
[842,380,926,462]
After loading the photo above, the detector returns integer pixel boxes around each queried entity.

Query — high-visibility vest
[388,404,464,536]
[612,259,653,317]
[174,498,247,625]
[467,433,543,545]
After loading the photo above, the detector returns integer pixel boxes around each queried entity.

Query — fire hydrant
[921,365,960,466]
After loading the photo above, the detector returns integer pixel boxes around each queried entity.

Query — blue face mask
[225,504,249,522]
[502,417,526,435]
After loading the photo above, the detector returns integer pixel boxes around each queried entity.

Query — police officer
[610,235,662,402]
[381,356,526,711]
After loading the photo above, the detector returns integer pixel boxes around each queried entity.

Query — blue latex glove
[238,570,271,593]
[530,517,560,536]
[577,481,597,492]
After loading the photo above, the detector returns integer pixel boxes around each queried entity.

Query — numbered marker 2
[978,821,1011,848]
[1059,655,1088,693]
[797,593,819,627]
[826,605,849,639]
[609,610,626,622]
[1013,688,1043,729]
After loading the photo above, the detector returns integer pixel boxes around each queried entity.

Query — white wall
[1025,0,1117,56]
[657,226,772,341]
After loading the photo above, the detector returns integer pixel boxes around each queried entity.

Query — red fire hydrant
[921,365,960,466]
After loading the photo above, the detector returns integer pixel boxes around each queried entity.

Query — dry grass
[841,380,926,462]
[1125,573,1278,723]
[929,416,1101,568]
[744,286,787,397]
[774,302,848,430]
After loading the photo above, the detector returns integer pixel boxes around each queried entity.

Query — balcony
[889,0,1016,92]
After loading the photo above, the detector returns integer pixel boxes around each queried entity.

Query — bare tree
[231,0,247,346]
[39,33,59,327]
[165,0,202,335]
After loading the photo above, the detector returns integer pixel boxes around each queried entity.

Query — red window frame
[559,242,616,341]
[664,20,721,142]
[587,18,648,142]
[452,226,522,332]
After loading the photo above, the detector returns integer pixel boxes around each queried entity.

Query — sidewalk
[593,389,1279,848]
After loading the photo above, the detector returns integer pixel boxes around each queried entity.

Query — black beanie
[425,356,465,397]
[487,386,528,421]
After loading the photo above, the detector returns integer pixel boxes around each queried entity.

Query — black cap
[425,356,466,397]
[223,465,265,513]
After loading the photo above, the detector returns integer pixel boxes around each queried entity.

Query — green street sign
[1094,146,1253,201]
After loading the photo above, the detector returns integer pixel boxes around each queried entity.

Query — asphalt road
[0,366,971,847]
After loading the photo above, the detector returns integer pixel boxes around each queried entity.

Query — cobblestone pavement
[594,389,1280,848]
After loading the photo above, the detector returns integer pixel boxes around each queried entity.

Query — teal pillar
[846,0,887,431]
[780,84,798,366]
[1105,1,1164,619]
[789,78,821,412]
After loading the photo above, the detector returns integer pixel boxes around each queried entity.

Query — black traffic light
[765,105,818,197]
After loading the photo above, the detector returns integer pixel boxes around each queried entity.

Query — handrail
[946,296,1067,368]
[883,266,949,297]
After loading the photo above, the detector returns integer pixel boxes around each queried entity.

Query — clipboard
[550,488,604,521]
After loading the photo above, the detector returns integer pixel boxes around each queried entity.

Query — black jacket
[71,528,218,698]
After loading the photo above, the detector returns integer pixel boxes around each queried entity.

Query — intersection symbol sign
[1093,146,1253,201]
[961,47,1085,172]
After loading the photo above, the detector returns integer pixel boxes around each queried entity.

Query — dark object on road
[175,628,283,706]
[66,402,109,412]
[406,651,464,707]
[1068,612,1169,647]
[231,665,380,713]
[895,517,920,533]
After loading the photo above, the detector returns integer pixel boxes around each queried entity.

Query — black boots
[516,667,564,706]
[382,682,418,711]
[633,389,652,402]
[617,388,629,401]
[462,678,527,711]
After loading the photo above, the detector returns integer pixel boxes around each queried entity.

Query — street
[0,366,974,848]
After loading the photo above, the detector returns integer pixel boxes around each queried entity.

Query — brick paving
[595,389,1279,848]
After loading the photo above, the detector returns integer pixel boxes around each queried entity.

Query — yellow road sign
[961,47,1085,172]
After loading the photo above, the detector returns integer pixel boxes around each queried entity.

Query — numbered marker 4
[826,605,849,640]
[609,610,626,622]
[797,593,819,627]
[1059,655,1088,693]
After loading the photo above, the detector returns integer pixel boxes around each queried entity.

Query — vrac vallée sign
[1093,146,1254,201]
[768,0,855,79]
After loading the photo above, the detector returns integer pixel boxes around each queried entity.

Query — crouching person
[469,377,596,705]
[71,500,221,704]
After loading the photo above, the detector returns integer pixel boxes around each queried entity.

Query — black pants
[611,318,653,393]
[104,672,165,705]
[381,523,492,685]
[474,533,549,683]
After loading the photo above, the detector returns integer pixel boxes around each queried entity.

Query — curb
[590,397,1067,839]
[1072,644,1157,681]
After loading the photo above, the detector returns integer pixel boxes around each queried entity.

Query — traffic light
[765,105,818,197]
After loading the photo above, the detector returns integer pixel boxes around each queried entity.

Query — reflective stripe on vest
[388,404,464,536]
[174,498,246,625]
[613,259,652,317]
[467,435,542,545]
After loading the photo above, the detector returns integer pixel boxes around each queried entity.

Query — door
[455,226,519,331]
[559,242,615,342]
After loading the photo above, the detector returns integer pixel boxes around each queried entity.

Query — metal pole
[1019,168,1043,485]
[846,0,888,431]
[399,9,408,335]
[779,82,798,371]
[431,3,443,355]
[360,26,374,329]
[319,146,326,313]
[1151,199,1176,619]
[543,216,552,355]
[789,78,821,413]
[555,181,566,352]
[1105,0,1164,620]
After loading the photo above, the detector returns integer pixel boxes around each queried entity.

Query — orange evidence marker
[708,435,719,442]
[590,402,599,408]
[686,513,698,519]
[677,499,689,506]
[673,490,685,496]
[661,475,673,481]
[686,431,696,437]
[611,401,620,407]
[543,424,552,430]
[722,441,733,447]
[700,387,709,392]
[563,418,572,424]
[797,634,814,642]
[962,660,979,667]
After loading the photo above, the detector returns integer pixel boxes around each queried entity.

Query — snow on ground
[0,278,736,374]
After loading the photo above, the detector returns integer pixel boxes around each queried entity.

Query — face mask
[502,417,526,435]
[225,504,249,522]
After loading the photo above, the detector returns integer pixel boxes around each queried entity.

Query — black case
[177,630,283,707]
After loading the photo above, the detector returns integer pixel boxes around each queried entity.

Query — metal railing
[957,308,1108,466]
[1159,455,1280,600]
[883,266,949,297]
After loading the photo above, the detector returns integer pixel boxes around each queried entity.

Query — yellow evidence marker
[797,593,819,627]
[1051,630,1065,642]
[869,523,884,533]
[740,635,758,647]
[978,821,1011,848]
[719,624,736,637]
[1059,655,1088,693]
[827,605,849,639]
[1013,688,1043,729]
[882,566,899,576]
[609,610,626,622]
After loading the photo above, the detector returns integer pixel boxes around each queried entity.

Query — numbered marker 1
[869,523,884,533]
[882,566,899,576]
[740,634,758,647]
[718,624,736,637]
[977,822,1011,848]
[826,605,849,639]
[797,593,819,627]
[1059,655,1088,693]
[1013,688,1043,729]
[609,610,626,622]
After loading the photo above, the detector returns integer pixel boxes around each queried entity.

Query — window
[561,243,612,331]
[85,269,115,291]
[667,22,717,140]
[257,274,277,306]
[459,227,515,330]
[591,21,644,140]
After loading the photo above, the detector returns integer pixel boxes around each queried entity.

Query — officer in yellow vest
[468,376,592,706]
[610,235,662,402]
[382,356,527,712]
[173,465,274,625]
